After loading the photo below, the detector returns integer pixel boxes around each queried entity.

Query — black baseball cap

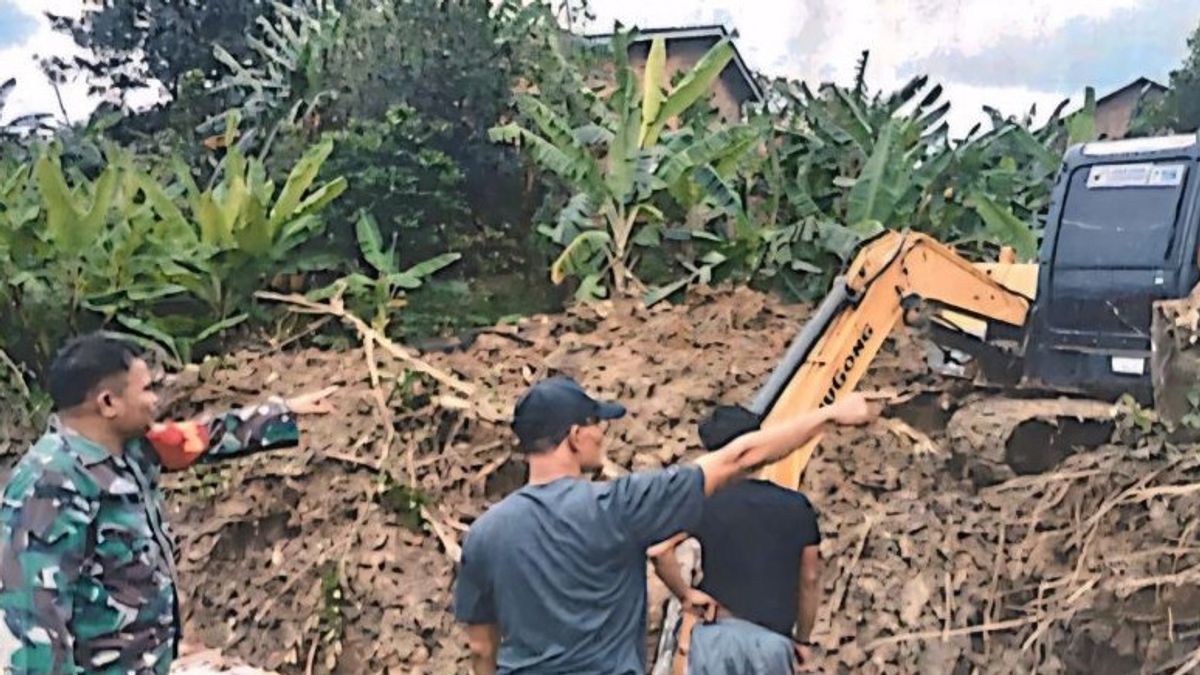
[698,404,763,451]
[511,376,626,452]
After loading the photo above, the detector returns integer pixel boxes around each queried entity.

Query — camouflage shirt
[0,400,300,674]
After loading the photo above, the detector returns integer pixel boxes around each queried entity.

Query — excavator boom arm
[753,231,1032,489]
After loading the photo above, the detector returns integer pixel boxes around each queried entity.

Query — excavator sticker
[1086,162,1185,188]
[822,324,875,406]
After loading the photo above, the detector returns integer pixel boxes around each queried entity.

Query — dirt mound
[808,422,1200,673]
[160,286,848,673]
[4,286,1199,673]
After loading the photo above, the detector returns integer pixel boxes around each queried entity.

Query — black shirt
[692,479,822,636]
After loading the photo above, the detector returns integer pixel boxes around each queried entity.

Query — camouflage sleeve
[0,452,99,674]
[197,396,301,464]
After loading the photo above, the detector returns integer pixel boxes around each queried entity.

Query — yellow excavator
[739,133,1200,489]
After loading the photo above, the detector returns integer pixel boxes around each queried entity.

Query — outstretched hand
[828,392,883,426]
[285,386,339,415]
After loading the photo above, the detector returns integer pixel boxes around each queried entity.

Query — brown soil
[3,286,1199,674]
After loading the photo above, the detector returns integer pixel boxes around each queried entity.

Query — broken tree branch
[256,291,499,421]
[831,514,875,615]
[866,611,1070,651]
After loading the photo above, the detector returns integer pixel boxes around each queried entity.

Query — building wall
[1095,86,1165,139]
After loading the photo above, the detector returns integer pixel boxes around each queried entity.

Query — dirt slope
[4,286,1199,673]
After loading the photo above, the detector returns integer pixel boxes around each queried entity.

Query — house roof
[1041,76,1169,132]
[1096,76,1168,107]
[580,24,764,103]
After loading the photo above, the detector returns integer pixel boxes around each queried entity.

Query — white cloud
[588,0,1140,81]
[0,0,94,126]
[584,0,1162,134]
[939,82,1082,135]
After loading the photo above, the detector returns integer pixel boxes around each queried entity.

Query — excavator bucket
[1151,287,1200,429]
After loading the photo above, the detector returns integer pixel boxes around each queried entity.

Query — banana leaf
[641,40,734,147]
[972,193,1038,261]
[638,38,667,146]
[551,230,611,285]
[270,137,335,230]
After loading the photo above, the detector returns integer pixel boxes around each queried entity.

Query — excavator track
[943,397,1117,487]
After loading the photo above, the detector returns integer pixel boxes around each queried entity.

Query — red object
[146,420,211,470]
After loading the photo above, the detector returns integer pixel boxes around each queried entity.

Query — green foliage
[493,30,753,301]
[45,0,281,132]
[208,0,575,298]
[1137,23,1200,134]
[6,0,1128,386]
[377,473,429,532]
[744,52,1072,300]
[3,0,582,386]
[1,147,176,366]
[107,123,346,362]
[308,212,461,333]
[313,105,470,267]
[0,131,344,371]
[317,560,347,656]
[1114,393,1166,447]
[204,1,342,158]
[1066,87,1098,144]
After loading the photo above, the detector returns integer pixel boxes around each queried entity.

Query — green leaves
[751,50,1072,299]
[2,132,347,372]
[551,230,611,285]
[493,27,755,300]
[356,211,392,273]
[272,138,338,229]
[971,194,1039,261]
[1067,86,1097,145]
[399,253,461,282]
[34,154,119,254]
[847,120,909,227]
[489,122,586,182]
[638,38,667,146]
[640,40,734,147]
[311,210,461,332]
[494,34,1068,308]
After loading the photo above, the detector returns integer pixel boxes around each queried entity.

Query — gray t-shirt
[453,465,705,674]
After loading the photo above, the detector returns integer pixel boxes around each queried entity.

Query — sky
[1,0,1198,134]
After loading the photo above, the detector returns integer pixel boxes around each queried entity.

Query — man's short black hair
[47,333,142,411]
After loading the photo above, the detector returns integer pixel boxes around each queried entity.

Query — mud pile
[806,418,1200,674]
[3,286,1198,673]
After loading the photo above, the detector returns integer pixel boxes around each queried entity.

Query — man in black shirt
[651,404,824,673]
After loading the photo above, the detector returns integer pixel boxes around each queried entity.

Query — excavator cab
[1023,134,1200,403]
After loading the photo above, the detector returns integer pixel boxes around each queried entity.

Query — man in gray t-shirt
[453,376,876,674]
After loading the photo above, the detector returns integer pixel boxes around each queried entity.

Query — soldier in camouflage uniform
[0,333,334,673]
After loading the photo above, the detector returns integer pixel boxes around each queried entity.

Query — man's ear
[564,425,582,454]
[95,388,120,419]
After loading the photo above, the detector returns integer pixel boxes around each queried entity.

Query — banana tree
[205,1,342,159]
[104,119,347,361]
[754,52,1076,300]
[306,211,461,333]
[164,117,347,321]
[490,30,750,300]
[7,146,187,363]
